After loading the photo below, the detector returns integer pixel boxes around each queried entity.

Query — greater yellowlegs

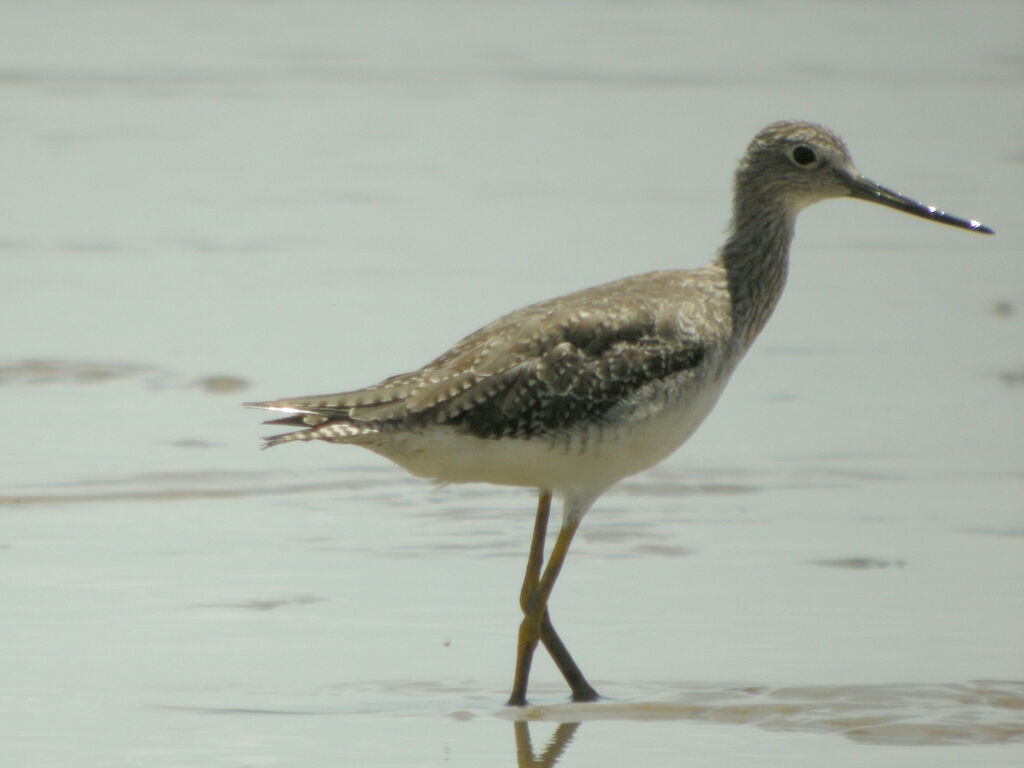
[247,121,992,706]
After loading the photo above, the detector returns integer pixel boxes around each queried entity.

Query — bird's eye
[791,145,817,167]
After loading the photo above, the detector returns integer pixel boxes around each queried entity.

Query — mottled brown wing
[248,269,722,444]
[430,331,706,439]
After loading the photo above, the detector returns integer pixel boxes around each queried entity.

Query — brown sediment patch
[0,359,159,386]
[499,679,1024,746]
[810,557,907,570]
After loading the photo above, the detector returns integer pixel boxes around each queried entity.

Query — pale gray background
[2,1,1022,766]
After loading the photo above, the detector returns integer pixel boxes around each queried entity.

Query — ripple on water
[502,680,1024,746]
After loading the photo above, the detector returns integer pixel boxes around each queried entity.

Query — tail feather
[255,415,382,449]
[247,399,385,449]
[261,430,316,449]
[261,414,324,428]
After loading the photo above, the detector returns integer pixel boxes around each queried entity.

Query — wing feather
[248,268,726,444]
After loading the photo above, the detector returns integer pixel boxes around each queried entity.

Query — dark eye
[791,145,817,166]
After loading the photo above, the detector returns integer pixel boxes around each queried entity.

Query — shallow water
[2,1,1023,766]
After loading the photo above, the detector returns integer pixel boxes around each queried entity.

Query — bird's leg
[508,490,550,706]
[520,493,599,703]
[508,495,589,706]
[517,490,551,614]
[540,617,599,702]
[510,491,599,704]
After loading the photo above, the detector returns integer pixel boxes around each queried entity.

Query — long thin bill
[848,176,993,234]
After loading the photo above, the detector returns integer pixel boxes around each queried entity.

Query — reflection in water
[514,721,580,768]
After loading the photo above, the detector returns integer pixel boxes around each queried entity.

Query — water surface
[2,1,1022,766]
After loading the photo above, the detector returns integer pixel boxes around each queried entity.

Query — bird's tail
[246,401,381,448]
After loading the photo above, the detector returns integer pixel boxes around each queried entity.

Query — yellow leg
[508,491,597,706]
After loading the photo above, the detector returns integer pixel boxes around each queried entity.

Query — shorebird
[247,121,992,706]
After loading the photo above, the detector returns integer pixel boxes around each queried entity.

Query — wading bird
[248,121,992,705]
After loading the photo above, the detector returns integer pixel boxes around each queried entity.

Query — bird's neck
[715,198,795,351]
